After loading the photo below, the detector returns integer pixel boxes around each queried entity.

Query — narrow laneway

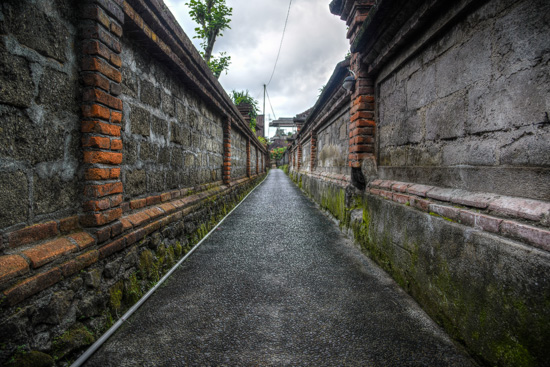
[84,169,476,367]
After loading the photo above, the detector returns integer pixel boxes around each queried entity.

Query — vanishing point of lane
[84,169,476,366]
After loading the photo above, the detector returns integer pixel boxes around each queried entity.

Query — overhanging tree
[186,0,232,78]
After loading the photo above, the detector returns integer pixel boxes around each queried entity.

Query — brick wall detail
[223,118,232,184]
[80,0,125,227]
[310,132,317,171]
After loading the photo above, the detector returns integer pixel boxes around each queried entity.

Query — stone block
[121,65,137,95]
[125,169,146,198]
[148,171,166,193]
[436,27,491,98]
[425,91,466,141]
[0,44,34,108]
[159,147,170,165]
[161,91,174,117]
[3,1,69,62]
[441,139,497,167]
[33,174,78,216]
[493,0,550,79]
[0,107,65,164]
[175,100,186,122]
[140,141,158,162]
[407,64,436,109]
[38,68,78,114]
[122,136,138,165]
[151,115,168,138]
[500,125,550,167]
[467,67,549,134]
[129,105,150,136]
[140,79,160,107]
[0,171,28,228]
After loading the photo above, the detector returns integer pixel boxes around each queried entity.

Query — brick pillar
[348,56,375,168]
[343,1,376,169]
[256,146,259,175]
[246,139,251,177]
[297,144,302,171]
[310,132,317,172]
[79,0,125,227]
[223,118,232,184]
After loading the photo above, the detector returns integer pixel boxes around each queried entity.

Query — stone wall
[375,0,550,200]
[0,0,81,230]
[0,0,267,365]
[316,109,349,174]
[121,36,225,194]
[290,1,550,366]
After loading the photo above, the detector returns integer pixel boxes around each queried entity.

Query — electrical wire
[266,0,292,87]
[265,87,277,120]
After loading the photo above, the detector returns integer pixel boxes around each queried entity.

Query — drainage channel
[71,173,269,367]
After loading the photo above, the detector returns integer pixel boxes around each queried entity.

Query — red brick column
[348,56,375,168]
[297,144,302,171]
[246,139,251,177]
[310,132,317,171]
[80,0,125,227]
[223,118,232,184]
[256,146,259,175]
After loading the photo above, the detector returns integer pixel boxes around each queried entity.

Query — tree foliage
[186,0,232,77]
[270,147,287,160]
[231,90,259,132]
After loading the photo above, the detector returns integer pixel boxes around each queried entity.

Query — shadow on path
[85,169,476,366]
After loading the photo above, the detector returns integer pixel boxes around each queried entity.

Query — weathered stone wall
[301,141,311,172]
[375,0,550,200]
[0,0,267,365]
[0,0,81,230]
[251,146,257,174]
[316,109,350,174]
[231,130,247,179]
[121,36,225,196]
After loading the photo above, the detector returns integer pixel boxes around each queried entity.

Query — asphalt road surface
[84,169,476,367]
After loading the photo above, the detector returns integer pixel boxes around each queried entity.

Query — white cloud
[164,0,349,137]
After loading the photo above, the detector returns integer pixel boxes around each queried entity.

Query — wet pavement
[84,169,476,367]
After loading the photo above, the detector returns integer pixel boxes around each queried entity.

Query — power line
[266,0,292,87]
[265,87,277,120]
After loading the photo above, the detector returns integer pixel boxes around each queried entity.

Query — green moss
[52,324,95,362]
[139,250,155,280]
[109,281,124,311]
[123,273,142,306]
[493,339,535,367]
[165,246,175,268]
[174,241,183,258]
[7,350,54,367]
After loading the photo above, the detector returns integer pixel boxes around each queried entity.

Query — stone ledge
[369,179,550,252]
[0,175,265,305]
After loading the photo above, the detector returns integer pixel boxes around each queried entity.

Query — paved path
[85,169,476,367]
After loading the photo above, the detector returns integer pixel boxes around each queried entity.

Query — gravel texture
[85,169,477,367]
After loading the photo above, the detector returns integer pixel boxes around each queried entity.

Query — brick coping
[292,169,351,186]
[369,179,550,252]
[0,175,263,305]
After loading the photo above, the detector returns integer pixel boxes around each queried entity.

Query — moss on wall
[292,171,550,367]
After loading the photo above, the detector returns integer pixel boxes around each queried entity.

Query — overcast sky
[164,0,350,137]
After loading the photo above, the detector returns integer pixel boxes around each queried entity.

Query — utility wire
[266,0,292,87]
[265,87,277,120]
